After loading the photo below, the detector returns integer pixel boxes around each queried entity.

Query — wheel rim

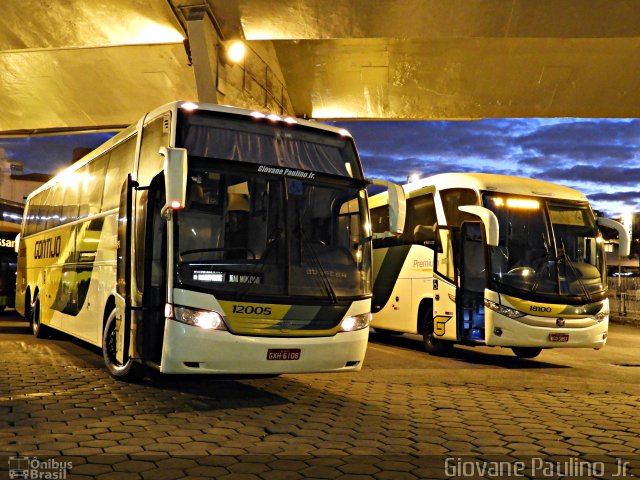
[32,300,40,335]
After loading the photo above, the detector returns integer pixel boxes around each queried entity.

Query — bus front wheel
[102,309,143,381]
[422,308,453,356]
[512,347,542,359]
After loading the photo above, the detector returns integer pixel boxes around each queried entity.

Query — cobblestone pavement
[1,313,639,479]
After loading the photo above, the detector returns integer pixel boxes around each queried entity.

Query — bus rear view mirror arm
[458,205,500,247]
[597,217,631,257]
[367,179,406,235]
[159,147,188,217]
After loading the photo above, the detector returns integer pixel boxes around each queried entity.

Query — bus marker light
[250,111,266,119]
[180,102,199,111]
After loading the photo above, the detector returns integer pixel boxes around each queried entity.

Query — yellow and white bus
[16,101,404,379]
[369,172,629,359]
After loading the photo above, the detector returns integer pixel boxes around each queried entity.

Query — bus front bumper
[159,319,369,374]
[485,310,609,349]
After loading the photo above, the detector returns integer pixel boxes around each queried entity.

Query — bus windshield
[174,112,371,303]
[174,162,370,302]
[483,194,605,302]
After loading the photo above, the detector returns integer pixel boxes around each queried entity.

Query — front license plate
[267,348,301,360]
[549,333,569,342]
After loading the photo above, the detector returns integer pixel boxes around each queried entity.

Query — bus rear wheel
[102,309,143,381]
[31,295,48,339]
[512,347,542,359]
[422,308,453,356]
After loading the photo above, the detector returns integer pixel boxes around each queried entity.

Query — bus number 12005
[232,305,273,316]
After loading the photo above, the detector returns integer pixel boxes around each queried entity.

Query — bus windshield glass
[174,112,370,303]
[483,194,605,302]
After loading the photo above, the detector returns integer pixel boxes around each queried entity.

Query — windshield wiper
[297,225,338,305]
[556,239,591,301]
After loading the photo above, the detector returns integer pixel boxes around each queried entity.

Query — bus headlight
[168,304,227,330]
[484,299,526,319]
[340,313,371,332]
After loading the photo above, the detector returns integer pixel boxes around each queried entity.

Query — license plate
[549,333,569,342]
[267,348,301,360]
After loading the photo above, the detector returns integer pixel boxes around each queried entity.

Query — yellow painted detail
[501,294,604,318]
[217,300,341,337]
[433,315,451,336]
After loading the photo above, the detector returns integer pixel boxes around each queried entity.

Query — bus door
[458,222,487,342]
[432,226,459,342]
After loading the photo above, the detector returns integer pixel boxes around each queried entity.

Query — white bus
[369,172,629,359]
[16,101,404,379]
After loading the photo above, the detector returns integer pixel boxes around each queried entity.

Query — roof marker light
[338,128,351,137]
[284,117,298,125]
[181,102,198,111]
[250,111,266,119]
[267,114,282,122]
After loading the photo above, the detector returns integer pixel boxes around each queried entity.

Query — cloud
[541,165,640,185]
[518,119,640,164]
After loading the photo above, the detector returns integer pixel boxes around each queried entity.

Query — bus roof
[25,101,353,203]
[368,172,588,210]
[405,172,587,202]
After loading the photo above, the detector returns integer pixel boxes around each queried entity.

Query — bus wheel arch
[512,347,542,359]
[102,301,144,381]
[420,300,453,356]
[24,287,32,320]
[30,288,48,338]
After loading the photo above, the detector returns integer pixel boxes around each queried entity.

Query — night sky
[1,118,638,217]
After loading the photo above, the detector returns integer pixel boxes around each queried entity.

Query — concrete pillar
[185,7,222,104]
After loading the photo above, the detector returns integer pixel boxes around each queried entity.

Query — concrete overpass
[1,0,640,135]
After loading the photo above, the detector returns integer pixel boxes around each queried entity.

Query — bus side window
[45,183,64,229]
[62,177,80,224]
[29,192,44,234]
[440,188,478,227]
[102,138,136,211]
[78,156,107,217]
[138,116,170,187]
[402,193,437,245]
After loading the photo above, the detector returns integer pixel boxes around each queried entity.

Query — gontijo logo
[34,236,61,259]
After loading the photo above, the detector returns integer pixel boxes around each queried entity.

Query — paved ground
[1,310,639,479]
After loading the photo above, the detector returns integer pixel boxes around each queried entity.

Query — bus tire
[102,308,144,381]
[31,295,48,339]
[512,347,542,359]
[422,308,453,356]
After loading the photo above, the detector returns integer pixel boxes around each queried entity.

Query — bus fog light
[173,306,227,330]
[340,313,371,332]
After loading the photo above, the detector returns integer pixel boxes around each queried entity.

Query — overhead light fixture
[227,40,246,63]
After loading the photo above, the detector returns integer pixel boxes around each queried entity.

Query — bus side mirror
[458,205,499,247]
[159,147,188,216]
[597,217,630,257]
[368,179,406,235]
